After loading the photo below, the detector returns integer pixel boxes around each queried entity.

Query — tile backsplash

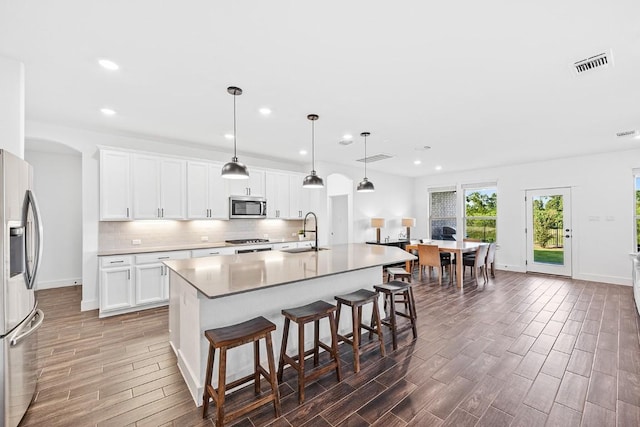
[99,219,304,251]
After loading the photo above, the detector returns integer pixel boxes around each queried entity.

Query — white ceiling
[1,0,639,177]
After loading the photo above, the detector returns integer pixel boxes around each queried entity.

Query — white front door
[525,188,572,276]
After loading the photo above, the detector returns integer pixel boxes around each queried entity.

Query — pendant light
[357,131,375,192]
[221,86,249,179]
[302,114,324,188]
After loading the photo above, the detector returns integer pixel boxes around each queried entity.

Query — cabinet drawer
[191,247,235,258]
[100,255,133,268]
[135,251,190,264]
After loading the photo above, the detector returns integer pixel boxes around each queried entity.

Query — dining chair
[469,244,489,287]
[421,239,451,265]
[485,242,497,281]
[417,244,451,285]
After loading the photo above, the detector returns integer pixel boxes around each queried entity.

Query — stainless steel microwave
[229,196,267,219]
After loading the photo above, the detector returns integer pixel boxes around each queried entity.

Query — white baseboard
[573,273,632,287]
[81,299,99,311]
[177,349,201,406]
[35,277,81,290]
[496,264,526,273]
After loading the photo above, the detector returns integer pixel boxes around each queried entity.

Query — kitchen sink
[280,247,330,253]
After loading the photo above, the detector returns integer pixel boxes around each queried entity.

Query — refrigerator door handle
[10,308,44,347]
[24,189,44,290]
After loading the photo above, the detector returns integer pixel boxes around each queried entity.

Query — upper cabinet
[187,161,228,219]
[227,169,265,197]
[100,150,132,220]
[265,172,290,219]
[132,154,186,219]
[290,173,320,219]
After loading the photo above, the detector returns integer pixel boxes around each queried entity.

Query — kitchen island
[164,243,415,404]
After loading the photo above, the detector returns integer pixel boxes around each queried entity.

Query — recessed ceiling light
[259,107,271,115]
[224,133,234,140]
[98,59,119,70]
[100,108,116,116]
[343,134,353,140]
[299,149,307,155]
[414,160,421,165]
[435,165,442,171]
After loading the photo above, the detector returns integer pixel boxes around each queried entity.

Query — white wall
[414,149,639,286]
[0,56,25,158]
[24,149,82,289]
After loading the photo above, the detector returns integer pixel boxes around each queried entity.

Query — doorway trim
[326,174,353,245]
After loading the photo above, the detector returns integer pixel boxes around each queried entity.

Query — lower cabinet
[99,251,189,317]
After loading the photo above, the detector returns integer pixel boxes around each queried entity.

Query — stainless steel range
[225,238,270,245]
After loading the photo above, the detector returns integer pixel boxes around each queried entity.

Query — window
[464,185,497,242]
[429,189,457,240]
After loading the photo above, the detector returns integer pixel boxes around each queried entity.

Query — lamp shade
[402,218,416,227]
[371,218,385,228]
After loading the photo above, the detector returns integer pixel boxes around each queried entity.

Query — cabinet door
[135,263,166,305]
[187,161,209,219]
[100,150,132,220]
[289,174,304,219]
[100,267,134,312]
[227,178,249,196]
[248,169,265,197]
[160,158,186,219]
[132,155,161,219]
[209,163,228,219]
[266,172,290,218]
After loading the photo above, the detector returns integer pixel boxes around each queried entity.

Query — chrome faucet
[303,211,319,251]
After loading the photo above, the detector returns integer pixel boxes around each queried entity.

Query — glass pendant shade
[303,114,324,188]
[222,86,249,179]
[357,131,374,192]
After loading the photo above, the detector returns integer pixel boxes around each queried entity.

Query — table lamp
[371,218,385,243]
[402,217,416,241]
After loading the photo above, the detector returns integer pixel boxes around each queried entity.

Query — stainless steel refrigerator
[0,150,44,427]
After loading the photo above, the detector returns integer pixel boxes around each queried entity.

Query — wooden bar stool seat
[202,316,281,426]
[386,267,412,283]
[374,281,418,350]
[277,300,342,404]
[334,289,385,373]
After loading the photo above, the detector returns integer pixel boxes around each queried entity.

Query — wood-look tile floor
[21,270,640,427]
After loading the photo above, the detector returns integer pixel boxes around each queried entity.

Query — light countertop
[164,243,416,299]
[97,238,310,256]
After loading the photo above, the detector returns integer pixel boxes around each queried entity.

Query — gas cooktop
[225,238,270,245]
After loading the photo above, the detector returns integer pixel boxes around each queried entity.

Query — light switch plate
[201,236,209,242]
[132,239,141,245]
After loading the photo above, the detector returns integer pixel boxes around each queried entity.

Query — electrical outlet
[132,239,141,245]
[201,236,209,242]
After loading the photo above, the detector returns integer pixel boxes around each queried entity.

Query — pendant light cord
[364,134,367,179]
[311,119,315,172]
[233,92,237,159]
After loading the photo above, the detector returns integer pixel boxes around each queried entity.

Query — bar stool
[334,289,385,373]
[374,281,418,350]
[386,267,412,283]
[277,300,342,403]
[202,316,281,426]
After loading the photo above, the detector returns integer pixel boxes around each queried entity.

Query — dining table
[404,240,486,290]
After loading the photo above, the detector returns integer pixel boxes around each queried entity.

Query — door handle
[10,308,44,346]
[23,190,43,290]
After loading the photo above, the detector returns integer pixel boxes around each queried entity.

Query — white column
[0,56,25,158]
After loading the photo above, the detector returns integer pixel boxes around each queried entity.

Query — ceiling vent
[356,153,393,163]
[573,51,611,75]
[616,130,638,138]
[338,139,353,146]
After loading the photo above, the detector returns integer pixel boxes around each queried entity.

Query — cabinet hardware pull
[126,207,130,218]
[127,270,130,280]
[161,208,164,217]
[157,208,160,217]
[158,256,170,259]
[110,260,124,264]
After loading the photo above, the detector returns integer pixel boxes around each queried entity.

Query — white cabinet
[272,242,297,251]
[266,172,290,219]
[289,173,320,219]
[100,256,134,313]
[132,154,186,219]
[99,251,189,317]
[100,150,132,220]
[227,169,265,197]
[187,161,227,219]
